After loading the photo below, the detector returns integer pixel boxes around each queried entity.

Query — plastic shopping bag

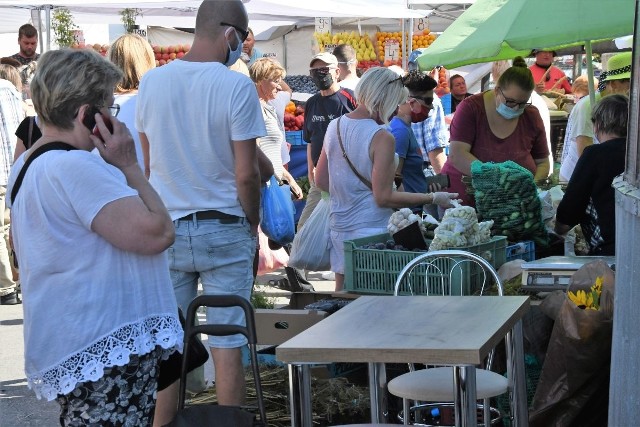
[257,228,289,275]
[288,198,331,271]
[260,175,295,246]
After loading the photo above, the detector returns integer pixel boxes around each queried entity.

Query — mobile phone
[82,107,113,142]
[425,173,450,189]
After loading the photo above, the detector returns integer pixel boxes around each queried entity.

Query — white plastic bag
[288,198,331,271]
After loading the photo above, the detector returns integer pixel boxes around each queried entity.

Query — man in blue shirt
[410,87,449,173]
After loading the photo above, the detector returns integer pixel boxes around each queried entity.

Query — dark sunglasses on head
[220,22,249,42]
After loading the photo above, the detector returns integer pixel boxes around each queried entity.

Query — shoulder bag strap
[27,117,34,149]
[336,117,372,190]
[11,141,78,204]
[338,89,357,111]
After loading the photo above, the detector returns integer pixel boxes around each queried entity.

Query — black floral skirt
[55,347,163,427]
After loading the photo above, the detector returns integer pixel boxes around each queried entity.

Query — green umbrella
[417,0,634,71]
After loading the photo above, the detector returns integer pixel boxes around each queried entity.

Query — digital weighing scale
[521,256,616,292]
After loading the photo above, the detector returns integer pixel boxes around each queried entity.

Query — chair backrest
[180,295,267,424]
[393,250,504,297]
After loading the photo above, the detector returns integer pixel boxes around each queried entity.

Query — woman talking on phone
[7,48,182,426]
[441,56,550,205]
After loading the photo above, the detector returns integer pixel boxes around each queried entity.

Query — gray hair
[30,48,122,130]
[591,94,628,138]
[355,67,408,125]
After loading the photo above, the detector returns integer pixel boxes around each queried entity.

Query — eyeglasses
[107,104,120,117]
[220,22,249,42]
[410,95,434,108]
[497,87,532,109]
[387,76,403,86]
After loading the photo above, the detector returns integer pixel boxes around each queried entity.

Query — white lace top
[8,150,183,401]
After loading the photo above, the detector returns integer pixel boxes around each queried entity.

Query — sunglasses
[309,66,335,74]
[107,104,120,117]
[220,22,249,42]
[410,96,434,108]
[497,87,532,109]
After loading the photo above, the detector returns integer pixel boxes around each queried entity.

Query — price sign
[384,40,400,61]
[72,30,85,45]
[413,17,428,34]
[262,52,277,58]
[133,26,148,39]
[323,44,337,54]
[315,17,331,34]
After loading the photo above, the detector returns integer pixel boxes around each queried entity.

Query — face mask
[224,29,243,67]
[410,104,431,123]
[311,70,333,90]
[496,102,525,120]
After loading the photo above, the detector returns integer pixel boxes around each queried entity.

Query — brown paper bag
[529,260,615,427]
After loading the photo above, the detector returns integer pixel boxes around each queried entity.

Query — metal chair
[386,250,510,426]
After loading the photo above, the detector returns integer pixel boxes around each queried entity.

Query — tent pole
[585,40,595,107]
[45,5,51,51]
[36,8,44,54]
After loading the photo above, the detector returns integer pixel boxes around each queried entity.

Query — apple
[155,60,160,66]
[160,46,166,54]
[176,51,185,59]
[153,45,161,54]
[161,53,170,61]
[155,52,161,60]
[182,44,191,52]
[159,59,166,66]
[169,52,176,60]
[167,45,175,54]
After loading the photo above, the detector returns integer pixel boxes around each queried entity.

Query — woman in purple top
[441,56,550,205]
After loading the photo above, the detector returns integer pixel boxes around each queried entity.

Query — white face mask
[224,29,243,67]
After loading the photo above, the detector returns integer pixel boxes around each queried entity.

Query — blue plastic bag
[260,176,295,245]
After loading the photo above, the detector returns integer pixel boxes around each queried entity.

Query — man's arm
[576,135,593,156]
[234,139,261,236]
[428,148,447,174]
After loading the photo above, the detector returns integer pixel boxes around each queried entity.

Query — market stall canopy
[0,0,431,36]
[416,0,635,71]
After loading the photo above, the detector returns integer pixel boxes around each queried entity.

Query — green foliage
[51,8,77,48]
[251,291,275,309]
[120,8,142,33]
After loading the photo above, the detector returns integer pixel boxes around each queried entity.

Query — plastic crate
[506,241,536,262]
[285,130,305,146]
[343,234,507,295]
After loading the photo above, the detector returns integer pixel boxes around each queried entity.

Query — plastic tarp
[0,0,431,35]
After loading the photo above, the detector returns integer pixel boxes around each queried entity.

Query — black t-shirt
[15,116,42,150]
[556,137,626,255]
[303,88,356,166]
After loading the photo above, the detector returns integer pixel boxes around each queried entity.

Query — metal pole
[45,6,51,51]
[585,41,596,108]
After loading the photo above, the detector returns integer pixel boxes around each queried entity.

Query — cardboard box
[255,308,328,346]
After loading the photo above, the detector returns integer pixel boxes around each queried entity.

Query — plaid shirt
[411,94,449,162]
[0,80,23,185]
[582,199,604,254]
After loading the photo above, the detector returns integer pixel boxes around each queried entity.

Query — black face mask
[311,70,333,90]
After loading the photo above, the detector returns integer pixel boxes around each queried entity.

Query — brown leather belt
[177,210,242,223]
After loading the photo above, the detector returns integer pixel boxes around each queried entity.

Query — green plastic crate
[343,234,507,295]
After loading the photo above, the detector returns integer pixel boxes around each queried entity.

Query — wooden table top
[276,295,529,365]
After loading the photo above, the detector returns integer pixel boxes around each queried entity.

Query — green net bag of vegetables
[471,160,549,247]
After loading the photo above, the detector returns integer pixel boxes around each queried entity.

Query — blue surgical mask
[496,102,525,120]
[224,29,243,67]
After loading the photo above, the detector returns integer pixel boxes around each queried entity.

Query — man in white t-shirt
[333,44,360,91]
[136,0,267,407]
[560,52,631,181]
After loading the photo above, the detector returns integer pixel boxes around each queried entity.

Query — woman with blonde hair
[108,33,156,170]
[315,67,458,291]
[249,57,303,198]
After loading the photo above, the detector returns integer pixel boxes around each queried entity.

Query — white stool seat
[388,367,509,402]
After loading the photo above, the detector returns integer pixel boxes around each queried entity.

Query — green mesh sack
[471,160,549,247]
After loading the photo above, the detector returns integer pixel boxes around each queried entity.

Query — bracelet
[425,193,434,205]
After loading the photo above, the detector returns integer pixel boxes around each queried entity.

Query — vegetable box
[343,233,507,295]
[506,241,536,262]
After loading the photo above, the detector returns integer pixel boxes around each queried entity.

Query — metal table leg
[453,365,478,427]
[511,320,528,427]
[367,362,388,423]
[288,363,312,427]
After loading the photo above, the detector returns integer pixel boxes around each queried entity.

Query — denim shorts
[169,217,256,348]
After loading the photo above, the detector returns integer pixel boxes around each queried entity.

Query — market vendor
[555,94,628,256]
[441,57,550,205]
[241,28,263,66]
[529,49,572,94]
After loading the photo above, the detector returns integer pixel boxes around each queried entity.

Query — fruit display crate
[285,130,305,146]
[343,234,507,295]
[506,241,536,262]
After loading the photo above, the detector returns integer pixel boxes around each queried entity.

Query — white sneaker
[321,271,335,281]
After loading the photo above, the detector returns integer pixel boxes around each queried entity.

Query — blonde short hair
[0,64,22,93]
[31,49,122,130]
[572,75,597,99]
[355,67,408,125]
[108,34,155,92]
[249,57,286,83]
